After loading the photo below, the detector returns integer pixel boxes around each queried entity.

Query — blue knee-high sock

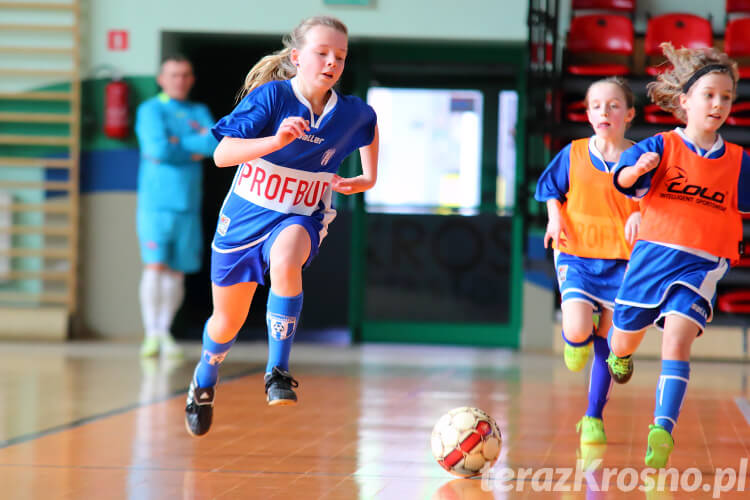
[561,328,594,347]
[194,320,236,388]
[266,291,303,373]
[654,359,690,434]
[586,336,613,419]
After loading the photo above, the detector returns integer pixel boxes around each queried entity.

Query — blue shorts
[555,251,628,310]
[613,241,729,335]
[137,209,202,273]
[614,285,712,335]
[210,215,322,287]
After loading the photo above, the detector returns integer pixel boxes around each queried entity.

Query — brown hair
[583,76,636,128]
[237,16,348,101]
[584,76,635,110]
[647,42,739,123]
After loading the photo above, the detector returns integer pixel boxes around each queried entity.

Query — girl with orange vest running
[535,77,641,447]
[607,43,750,468]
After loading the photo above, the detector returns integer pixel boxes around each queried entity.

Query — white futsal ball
[430,406,502,478]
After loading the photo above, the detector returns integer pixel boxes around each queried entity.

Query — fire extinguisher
[104,76,130,139]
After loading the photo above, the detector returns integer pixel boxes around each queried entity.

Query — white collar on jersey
[674,127,724,158]
[587,135,635,173]
[290,76,338,130]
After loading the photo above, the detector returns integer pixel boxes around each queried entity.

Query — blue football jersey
[210,77,377,252]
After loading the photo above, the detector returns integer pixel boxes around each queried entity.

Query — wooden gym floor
[0,340,748,499]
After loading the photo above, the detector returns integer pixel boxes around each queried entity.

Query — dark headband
[682,64,733,93]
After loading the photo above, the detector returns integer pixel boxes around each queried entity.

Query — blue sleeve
[354,103,377,148]
[211,84,273,141]
[135,101,192,163]
[180,104,219,156]
[738,152,750,213]
[613,135,665,198]
[534,144,571,203]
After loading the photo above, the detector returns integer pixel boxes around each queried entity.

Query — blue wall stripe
[80,149,139,193]
[524,271,556,290]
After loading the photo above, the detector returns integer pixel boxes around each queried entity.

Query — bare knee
[207,313,244,342]
[610,337,630,357]
[563,328,592,344]
[269,256,302,285]
[662,336,693,361]
[609,330,643,357]
[560,301,597,343]
[562,318,593,343]
[661,316,698,361]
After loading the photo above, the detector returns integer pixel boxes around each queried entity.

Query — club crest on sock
[267,313,297,340]
[203,351,228,366]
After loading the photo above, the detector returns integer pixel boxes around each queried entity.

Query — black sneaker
[185,378,215,437]
[264,367,299,406]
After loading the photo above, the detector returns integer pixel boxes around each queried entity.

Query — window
[365,87,483,212]
[497,90,518,210]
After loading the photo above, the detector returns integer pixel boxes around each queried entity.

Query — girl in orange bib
[535,77,641,447]
[608,43,750,468]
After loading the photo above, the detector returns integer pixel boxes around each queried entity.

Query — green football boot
[576,416,606,445]
[606,352,633,384]
[645,424,674,468]
[564,342,592,372]
[140,337,160,358]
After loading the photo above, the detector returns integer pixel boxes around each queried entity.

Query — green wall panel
[80,76,157,151]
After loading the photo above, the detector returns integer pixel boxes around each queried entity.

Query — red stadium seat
[730,211,750,267]
[734,256,750,268]
[719,291,750,312]
[727,102,750,126]
[644,14,713,76]
[565,100,588,122]
[571,0,636,12]
[643,104,681,124]
[566,15,633,75]
[725,18,750,78]
[726,0,750,14]
[543,134,566,155]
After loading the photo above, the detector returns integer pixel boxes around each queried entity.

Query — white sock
[139,268,162,339]
[156,272,184,337]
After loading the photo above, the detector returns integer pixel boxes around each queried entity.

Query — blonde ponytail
[236,15,348,101]
[237,47,296,101]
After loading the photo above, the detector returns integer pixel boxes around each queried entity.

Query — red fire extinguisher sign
[107,30,129,51]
